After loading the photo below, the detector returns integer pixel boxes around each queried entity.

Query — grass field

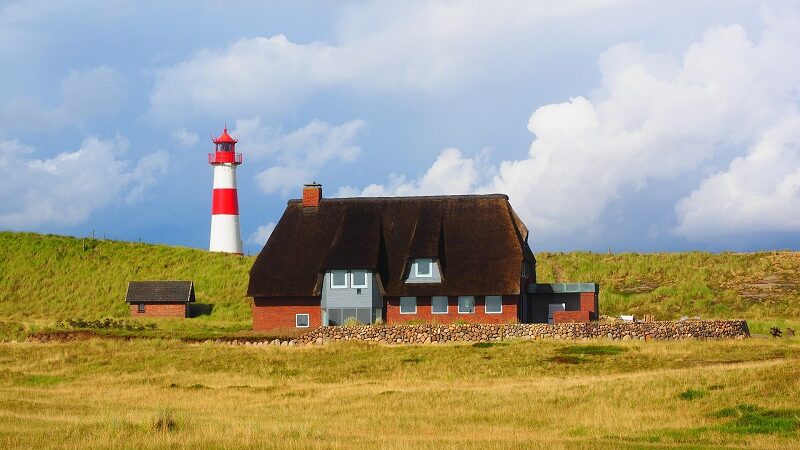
[1,338,799,449]
[1,232,799,447]
[1,231,799,338]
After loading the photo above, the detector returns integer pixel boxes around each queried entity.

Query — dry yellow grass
[1,338,799,449]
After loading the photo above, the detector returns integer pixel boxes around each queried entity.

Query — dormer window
[413,258,433,277]
[331,270,348,289]
[351,270,369,288]
[329,270,369,289]
[406,258,441,284]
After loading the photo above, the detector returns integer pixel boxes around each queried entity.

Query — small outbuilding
[125,281,195,318]
[527,283,599,324]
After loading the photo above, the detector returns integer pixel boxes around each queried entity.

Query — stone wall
[294,320,749,345]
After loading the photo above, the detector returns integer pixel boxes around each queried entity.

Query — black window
[138,303,145,313]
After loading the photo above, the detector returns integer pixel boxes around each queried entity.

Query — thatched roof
[125,281,195,303]
[247,194,534,298]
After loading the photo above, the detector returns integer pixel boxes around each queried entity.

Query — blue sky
[2,0,800,254]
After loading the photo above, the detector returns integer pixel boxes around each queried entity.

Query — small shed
[125,281,195,318]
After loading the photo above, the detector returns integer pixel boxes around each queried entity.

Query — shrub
[343,316,362,327]
[151,410,178,433]
[56,317,156,332]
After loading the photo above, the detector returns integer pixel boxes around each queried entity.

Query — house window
[351,270,369,288]
[296,314,310,328]
[331,270,348,289]
[400,297,417,314]
[431,296,448,314]
[413,258,433,277]
[137,303,145,313]
[458,296,475,314]
[485,296,502,314]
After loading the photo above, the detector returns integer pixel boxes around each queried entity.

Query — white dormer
[406,258,442,283]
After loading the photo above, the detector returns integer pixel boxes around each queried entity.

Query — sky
[2,0,800,254]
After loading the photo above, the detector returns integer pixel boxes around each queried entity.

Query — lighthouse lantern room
[208,127,243,254]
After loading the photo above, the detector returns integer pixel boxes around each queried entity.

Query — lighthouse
[208,127,243,254]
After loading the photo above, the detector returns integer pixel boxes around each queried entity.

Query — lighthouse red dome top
[208,126,242,165]
[213,127,237,145]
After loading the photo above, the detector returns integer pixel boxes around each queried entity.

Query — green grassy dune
[0,231,799,336]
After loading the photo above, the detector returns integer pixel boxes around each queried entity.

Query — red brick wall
[553,310,590,323]
[386,295,518,324]
[579,292,598,319]
[253,297,322,331]
[129,303,186,318]
[302,186,321,207]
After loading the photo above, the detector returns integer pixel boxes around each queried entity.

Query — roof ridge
[287,193,509,204]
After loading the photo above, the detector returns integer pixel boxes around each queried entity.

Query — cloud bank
[341,11,800,242]
[149,1,622,120]
[0,136,167,229]
[234,117,367,196]
[1,66,126,131]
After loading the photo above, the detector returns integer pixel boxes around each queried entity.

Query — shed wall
[129,303,186,318]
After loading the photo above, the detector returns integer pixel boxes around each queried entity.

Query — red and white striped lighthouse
[208,127,243,254]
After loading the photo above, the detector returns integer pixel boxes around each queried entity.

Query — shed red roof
[213,127,237,144]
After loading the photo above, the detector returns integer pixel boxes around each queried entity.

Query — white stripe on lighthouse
[212,164,238,189]
[210,214,243,254]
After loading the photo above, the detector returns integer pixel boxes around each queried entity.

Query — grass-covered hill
[1,232,798,333]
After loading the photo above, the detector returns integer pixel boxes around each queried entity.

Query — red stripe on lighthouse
[212,189,239,215]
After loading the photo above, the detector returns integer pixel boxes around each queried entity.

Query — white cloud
[149,1,624,120]
[236,117,366,195]
[171,128,199,147]
[343,11,800,240]
[675,117,800,238]
[338,148,491,197]
[0,136,167,229]
[1,65,127,131]
[247,222,276,246]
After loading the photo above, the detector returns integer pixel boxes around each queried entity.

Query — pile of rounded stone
[212,339,297,347]
[292,320,749,345]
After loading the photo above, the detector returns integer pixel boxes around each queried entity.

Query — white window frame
[485,295,503,314]
[330,270,348,289]
[295,313,310,328]
[399,296,417,314]
[413,258,433,278]
[458,296,475,314]
[350,270,369,289]
[431,296,449,314]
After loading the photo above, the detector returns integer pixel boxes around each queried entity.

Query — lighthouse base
[210,214,243,254]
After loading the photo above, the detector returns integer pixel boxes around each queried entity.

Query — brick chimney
[302,183,322,207]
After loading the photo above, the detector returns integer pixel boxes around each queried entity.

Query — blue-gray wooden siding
[321,272,382,308]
